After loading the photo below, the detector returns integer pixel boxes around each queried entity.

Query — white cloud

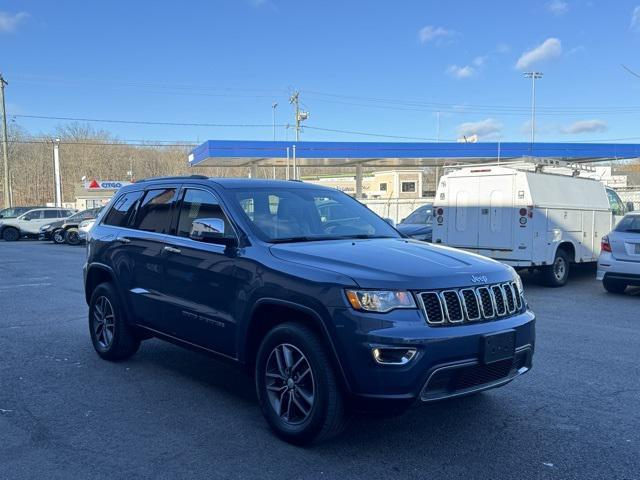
[0,11,28,33]
[547,0,569,16]
[515,37,562,70]
[473,55,487,67]
[457,118,502,139]
[418,25,455,44]
[446,65,475,79]
[631,6,640,31]
[561,119,608,134]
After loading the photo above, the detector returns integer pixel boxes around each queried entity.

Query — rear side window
[23,210,44,220]
[615,215,640,233]
[103,191,144,227]
[43,210,60,219]
[131,188,177,234]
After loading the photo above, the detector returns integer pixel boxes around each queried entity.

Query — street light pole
[524,72,543,146]
[53,139,62,207]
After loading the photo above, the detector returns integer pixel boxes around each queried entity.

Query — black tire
[89,283,140,361]
[52,229,66,244]
[65,228,81,246]
[2,227,20,242]
[603,277,627,294]
[255,323,348,445]
[541,249,570,287]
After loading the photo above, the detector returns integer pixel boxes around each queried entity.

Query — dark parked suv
[84,176,535,444]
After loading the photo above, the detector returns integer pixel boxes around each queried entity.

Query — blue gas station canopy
[189,140,640,167]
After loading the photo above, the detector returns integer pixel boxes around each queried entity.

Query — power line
[12,114,287,128]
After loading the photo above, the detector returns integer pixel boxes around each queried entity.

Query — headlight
[509,266,524,294]
[345,290,416,313]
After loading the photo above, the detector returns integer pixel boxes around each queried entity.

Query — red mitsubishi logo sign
[87,179,100,189]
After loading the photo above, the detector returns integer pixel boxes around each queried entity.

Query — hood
[396,223,432,236]
[269,238,513,290]
[42,220,64,231]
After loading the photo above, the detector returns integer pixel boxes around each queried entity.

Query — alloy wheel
[265,343,315,425]
[92,296,115,349]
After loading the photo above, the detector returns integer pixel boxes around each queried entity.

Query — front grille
[451,358,514,391]
[418,281,524,326]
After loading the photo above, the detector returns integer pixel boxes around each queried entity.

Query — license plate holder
[482,330,516,364]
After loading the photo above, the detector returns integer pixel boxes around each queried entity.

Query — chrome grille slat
[460,289,481,321]
[419,281,524,326]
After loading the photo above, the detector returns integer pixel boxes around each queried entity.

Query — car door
[122,186,179,327]
[19,209,47,234]
[159,186,240,357]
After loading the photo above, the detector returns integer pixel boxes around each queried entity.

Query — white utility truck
[432,160,628,286]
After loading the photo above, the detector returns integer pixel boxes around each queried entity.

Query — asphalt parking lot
[0,241,638,480]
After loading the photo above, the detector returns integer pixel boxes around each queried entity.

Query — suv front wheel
[255,323,347,445]
[89,283,140,361]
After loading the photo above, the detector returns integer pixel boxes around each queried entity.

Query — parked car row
[0,206,101,244]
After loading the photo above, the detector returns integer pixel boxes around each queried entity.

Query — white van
[432,162,627,286]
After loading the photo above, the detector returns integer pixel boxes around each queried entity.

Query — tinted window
[23,210,44,220]
[231,187,399,242]
[103,191,144,227]
[176,189,235,239]
[615,215,640,233]
[44,210,60,219]
[131,188,176,233]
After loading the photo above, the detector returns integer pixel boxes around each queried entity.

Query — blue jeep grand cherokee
[84,176,535,444]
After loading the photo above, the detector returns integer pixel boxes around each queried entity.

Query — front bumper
[329,306,535,408]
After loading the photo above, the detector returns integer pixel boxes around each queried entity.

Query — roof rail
[443,158,597,176]
[136,174,209,183]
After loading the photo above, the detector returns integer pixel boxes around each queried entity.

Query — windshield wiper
[270,236,342,244]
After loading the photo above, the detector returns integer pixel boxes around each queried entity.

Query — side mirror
[190,218,237,247]
[383,218,395,227]
[626,202,635,212]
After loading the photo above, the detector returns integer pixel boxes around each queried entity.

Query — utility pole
[0,73,10,208]
[524,72,543,145]
[53,139,62,207]
[436,111,441,142]
[289,91,308,142]
[271,102,278,179]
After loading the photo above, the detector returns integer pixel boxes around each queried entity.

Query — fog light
[372,347,417,365]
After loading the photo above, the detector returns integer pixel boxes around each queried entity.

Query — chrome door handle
[116,236,131,244]
[163,246,181,254]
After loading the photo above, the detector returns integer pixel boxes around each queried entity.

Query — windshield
[401,206,433,225]
[230,186,401,243]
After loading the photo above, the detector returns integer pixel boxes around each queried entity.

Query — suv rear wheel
[89,283,140,361]
[2,227,20,241]
[603,277,627,294]
[255,323,347,445]
[541,249,570,287]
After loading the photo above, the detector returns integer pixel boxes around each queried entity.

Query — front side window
[131,188,177,233]
[606,189,625,216]
[103,191,144,227]
[401,182,416,193]
[231,187,399,242]
[176,189,235,239]
[44,210,60,219]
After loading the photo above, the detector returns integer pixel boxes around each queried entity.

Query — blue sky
[2,0,640,144]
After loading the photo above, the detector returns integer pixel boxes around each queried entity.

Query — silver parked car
[597,211,640,293]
